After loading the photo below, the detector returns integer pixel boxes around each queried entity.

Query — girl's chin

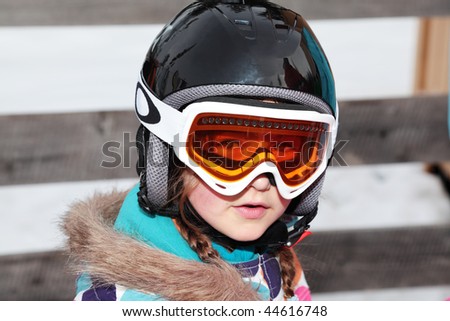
[225,230,266,243]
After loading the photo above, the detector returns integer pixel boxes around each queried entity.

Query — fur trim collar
[61,190,260,301]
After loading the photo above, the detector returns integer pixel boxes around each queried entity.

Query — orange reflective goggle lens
[186,113,331,186]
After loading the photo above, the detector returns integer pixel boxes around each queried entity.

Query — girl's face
[186,172,291,242]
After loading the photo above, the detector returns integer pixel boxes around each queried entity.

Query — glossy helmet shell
[136,0,337,217]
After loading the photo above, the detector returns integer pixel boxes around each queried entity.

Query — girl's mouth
[233,203,268,219]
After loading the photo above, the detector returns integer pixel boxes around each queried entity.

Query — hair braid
[278,248,296,299]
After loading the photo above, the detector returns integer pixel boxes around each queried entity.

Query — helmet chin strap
[284,206,317,248]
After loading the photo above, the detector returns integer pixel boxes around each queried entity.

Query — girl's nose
[250,174,272,191]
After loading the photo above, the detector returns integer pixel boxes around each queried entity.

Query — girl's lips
[233,203,268,219]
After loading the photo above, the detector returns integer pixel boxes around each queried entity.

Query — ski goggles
[135,79,336,199]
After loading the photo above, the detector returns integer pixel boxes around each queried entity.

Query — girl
[63,0,338,301]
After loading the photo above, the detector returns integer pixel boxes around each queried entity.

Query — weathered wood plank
[1,95,449,186]
[0,251,75,300]
[0,0,449,26]
[1,225,449,300]
[0,111,140,186]
[296,225,450,294]
[334,94,450,166]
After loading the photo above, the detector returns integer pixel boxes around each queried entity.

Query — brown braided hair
[169,168,297,298]
[277,248,297,298]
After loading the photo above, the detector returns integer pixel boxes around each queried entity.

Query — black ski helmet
[135,0,338,246]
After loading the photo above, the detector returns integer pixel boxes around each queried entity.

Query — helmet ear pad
[136,124,181,216]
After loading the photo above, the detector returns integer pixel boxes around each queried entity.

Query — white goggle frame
[135,76,337,200]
